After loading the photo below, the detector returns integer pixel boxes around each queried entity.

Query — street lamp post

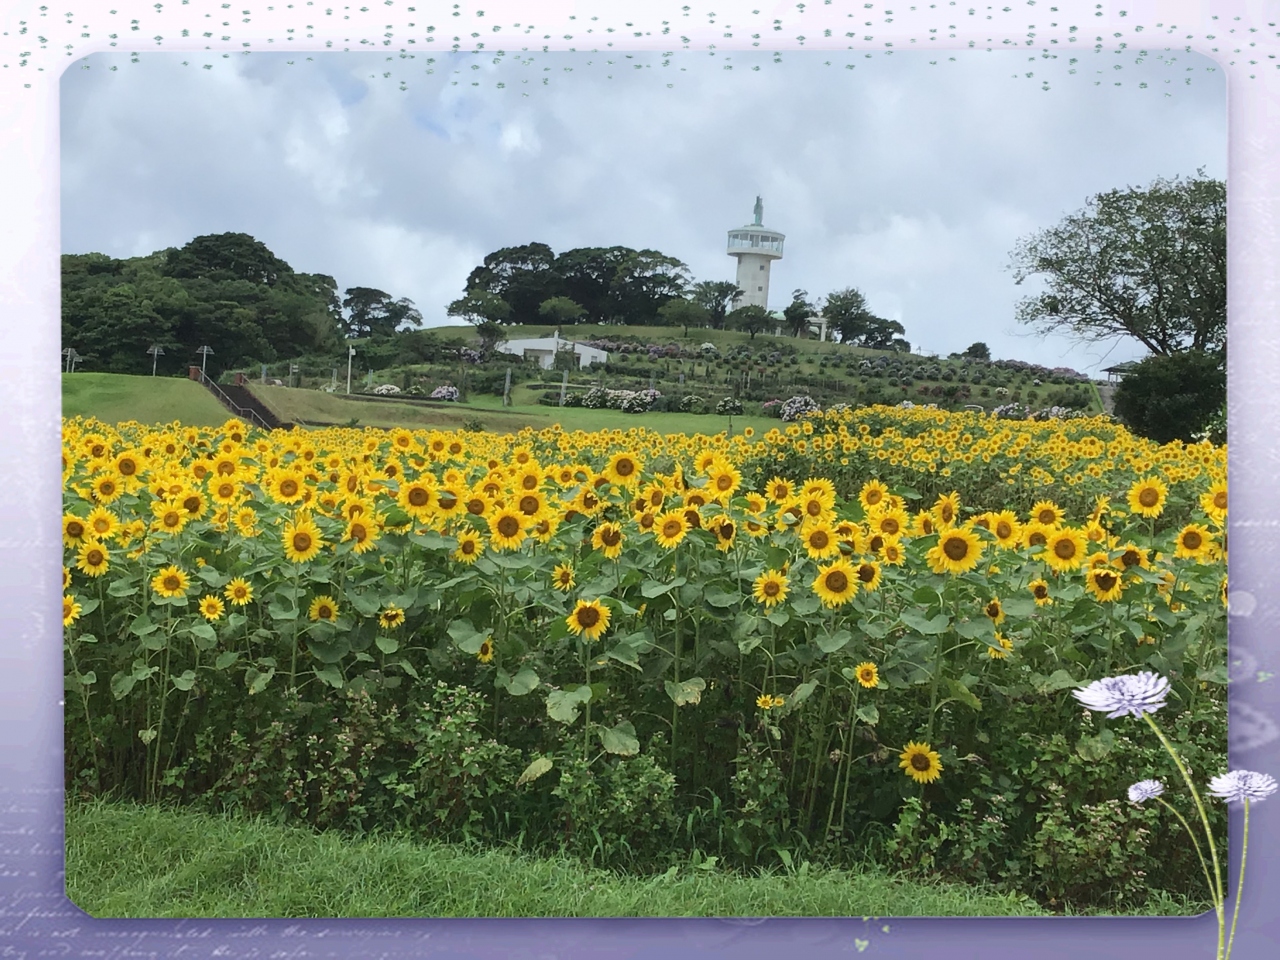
[347,343,356,395]
[197,345,214,381]
[147,344,165,376]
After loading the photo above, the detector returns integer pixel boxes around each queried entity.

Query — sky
[60,47,1226,376]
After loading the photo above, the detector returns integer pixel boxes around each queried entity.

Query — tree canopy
[460,243,691,326]
[820,287,907,350]
[61,233,407,376]
[1112,350,1226,444]
[1008,173,1226,357]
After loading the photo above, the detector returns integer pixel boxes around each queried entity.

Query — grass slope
[65,799,1051,919]
[62,373,231,427]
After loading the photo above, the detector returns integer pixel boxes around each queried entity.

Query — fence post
[559,370,568,407]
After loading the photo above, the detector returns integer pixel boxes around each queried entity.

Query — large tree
[1112,350,1226,444]
[783,289,820,338]
[342,287,424,338]
[164,232,294,287]
[692,280,743,330]
[656,297,710,337]
[1008,172,1226,357]
[464,243,559,324]
[726,303,773,339]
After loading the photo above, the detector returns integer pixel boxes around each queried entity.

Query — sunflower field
[61,406,1228,912]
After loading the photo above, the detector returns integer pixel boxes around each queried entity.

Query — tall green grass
[66,799,1054,919]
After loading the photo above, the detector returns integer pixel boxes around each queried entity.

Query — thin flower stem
[1142,712,1224,959]
[1224,799,1249,960]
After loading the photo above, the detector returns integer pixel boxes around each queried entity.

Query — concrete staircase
[194,373,293,431]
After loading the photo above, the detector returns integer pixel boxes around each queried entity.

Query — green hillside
[62,373,232,427]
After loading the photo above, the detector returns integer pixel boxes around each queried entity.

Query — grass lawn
[62,373,232,427]
[65,799,1055,919]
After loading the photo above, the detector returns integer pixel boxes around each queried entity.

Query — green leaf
[765,610,790,627]
[641,577,685,598]
[306,635,351,664]
[790,594,822,617]
[857,618,890,639]
[999,596,1037,618]
[547,686,592,724]
[76,598,100,617]
[1076,729,1116,762]
[76,670,97,686]
[600,720,640,756]
[1032,669,1080,695]
[704,587,739,609]
[214,651,239,671]
[954,618,993,641]
[171,670,197,692]
[109,672,136,700]
[266,600,298,621]
[348,592,382,617]
[197,566,229,588]
[506,667,540,696]
[855,704,880,726]
[129,615,157,637]
[816,629,851,654]
[313,664,345,689]
[901,609,950,635]
[246,666,274,695]
[786,679,819,709]
[1196,664,1229,685]
[375,635,400,655]
[108,579,139,598]
[944,677,982,712]
[911,585,941,606]
[397,659,420,679]
[664,677,706,707]
[188,622,217,645]
[516,755,554,787]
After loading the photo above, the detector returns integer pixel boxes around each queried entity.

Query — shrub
[716,397,744,416]
[680,394,707,413]
[780,395,821,421]
[1112,350,1226,444]
[430,385,460,401]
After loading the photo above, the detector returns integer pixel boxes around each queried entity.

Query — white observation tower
[727,195,785,310]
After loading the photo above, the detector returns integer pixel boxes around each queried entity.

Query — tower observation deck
[727,196,785,311]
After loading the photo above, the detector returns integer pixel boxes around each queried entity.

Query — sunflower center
[351,524,368,541]
[461,540,476,554]
[118,459,137,476]
[716,475,732,491]
[519,495,540,515]
[857,565,876,583]
[293,532,313,553]
[576,606,601,628]
[1053,539,1077,560]
[1139,488,1160,507]
[183,496,200,513]
[910,753,932,772]
[1121,549,1142,568]
[1028,532,1047,547]
[1095,572,1119,591]
[639,514,655,530]
[824,571,849,593]
[809,531,830,550]
[880,518,900,535]
[1033,584,1048,599]
[67,521,85,538]
[940,505,954,523]
[1183,531,1203,550]
[87,549,104,566]
[806,500,822,517]
[163,512,181,528]
[942,536,969,561]
[163,575,181,592]
[662,520,682,538]
[995,522,1012,539]
[1214,491,1227,510]
[866,490,882,506]
[616,459,636,477]
[439,494,458,511]
[1037,509,1056,524]
[601,527,621,547]
[522,475,539,490]
[279,478,300,498]
[763,580,781,597]
[218,462,236,476]
[986,602,1000,618]
[408,487,430,507]
[497,515,521,538]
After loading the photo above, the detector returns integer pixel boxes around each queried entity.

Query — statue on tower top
[753,195,763,226]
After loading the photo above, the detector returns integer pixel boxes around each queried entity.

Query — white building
[496,331,608,370]
[728,196,785,311]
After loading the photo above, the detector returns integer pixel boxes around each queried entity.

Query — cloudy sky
[60,47,1225,375]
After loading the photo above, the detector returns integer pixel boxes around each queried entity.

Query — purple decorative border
[2,1,1278,957]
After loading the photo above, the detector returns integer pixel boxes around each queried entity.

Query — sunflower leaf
[816,629,852,653]
[505,667,540,695]
[107,579,139,598]
[516,755,555,787]
[901,609,950,635]
[944,677,982,712]
[396,659,419,679]
[546,686,592,723]
[600,720,640,756]
[954,618,993,641]
[214,651,239,671]
[641,577,685,598]
[312,664,345,689]
[855,704,880,726]
[790,595,822,617]
[171,670,197,692]
[664,677,706,706]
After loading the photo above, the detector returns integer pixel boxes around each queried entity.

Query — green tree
[447,289,513,326]
[1009,172,1226,357]
[656,297,710,337]
[691,280,743,330]
[464,243,559,325]
[538,296,587,326]
[342,287,424,339]
[1111,350,1226,444]
[962,342,991,361]
[164,232,293,287]
[726,303,773,339]
[783,289,819,338]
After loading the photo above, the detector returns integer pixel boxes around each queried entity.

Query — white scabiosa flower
[1072,671,1171,719]
[1128,779,1165,803]
[1206,770,1278,804]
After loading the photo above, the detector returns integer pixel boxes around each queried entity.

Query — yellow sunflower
[926,528,983,576]
[379,605,406,629]
[1127,476,1169,518]
[308,595,340,622]
[477,638,495,663]
[1085,567,1125,603]
[265,467,308,505]
[654,510,688,550]
[989,510,1022,549]
[707,462,743,500]
[899,741,943,784]
[987,634,1014,659]
[64,595,83,627]
[766,476,794,505]
[812,559,858,608]
[800,520,841,560]
[62,512,90,549]
[198,595,225,622]
[1043,527,1087,574]
[752,569,789,608]
[931,491,961,529]
[453,531,484,564]
[983,597,1005,625]
[1200,480,1227,523]
[853,661,880,689]
[1174,523,1214,561]
[224,577,254,606]
[282,514,324,564]
[397,478,436,521]
[343,515,381,555]
[603,451,643,488]
[881,536,906,566]
[85,506,118,541]
[551,563,576,592]
[707,515,737,552]
[858,478,891,513]
[592,521,626,560]
[1029,499,1064,527]
[487,507,527,551]
[151,565,190,599]
[566,598,611,641]
[854,560,882,593]
[1028,578,1052,606]
[75,540,111,578]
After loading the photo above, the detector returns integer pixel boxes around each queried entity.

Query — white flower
[1128,779,1165,803]
[1206,770,1278,804]
[1072,671,1171,719]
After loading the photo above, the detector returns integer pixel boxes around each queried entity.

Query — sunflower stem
[829,682,860,843]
